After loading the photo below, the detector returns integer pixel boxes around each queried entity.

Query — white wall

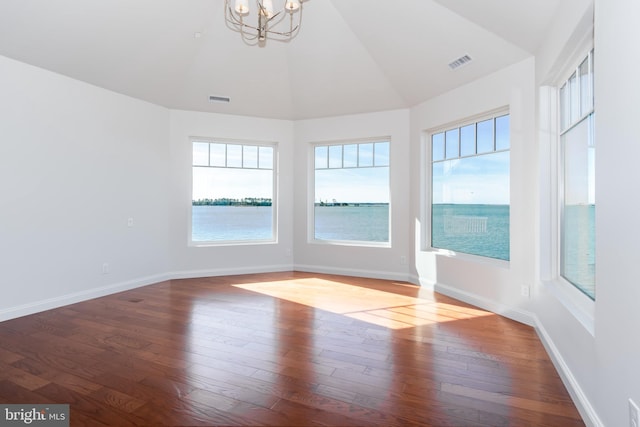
[0,55,170,320]
[593,1,640,426]
[409,58,537,324]
[168,110,295,277]
[293,110,411,280]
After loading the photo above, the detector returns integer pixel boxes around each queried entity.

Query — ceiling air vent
[448,54,472,70]
[209,95,230,103]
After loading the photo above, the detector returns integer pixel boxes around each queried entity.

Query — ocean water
[432,204,510,261]
[192,206,273,242]
[314,205,389,242]
[192,205,390,243]
[562,204,596,298]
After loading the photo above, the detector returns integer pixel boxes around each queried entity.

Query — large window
[430,113,510,261]
[313,140,390,243]
[191,140,276,243]
[559,50,595,299]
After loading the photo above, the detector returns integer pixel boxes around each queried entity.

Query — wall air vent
[209,95,230,103]
[448,54,473,70]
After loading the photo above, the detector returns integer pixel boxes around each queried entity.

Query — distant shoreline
[314,202,388,207]
[192,198,271,207]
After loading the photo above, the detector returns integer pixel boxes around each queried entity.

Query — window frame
[538,41,595,335]
[309,137,391,247]
[423,107,511,265]
[558,49,595,300]
[189,137,278,247]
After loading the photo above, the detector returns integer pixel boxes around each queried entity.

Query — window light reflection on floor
[233,277,494,330]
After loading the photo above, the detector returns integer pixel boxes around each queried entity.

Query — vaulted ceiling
[0,0,560,120]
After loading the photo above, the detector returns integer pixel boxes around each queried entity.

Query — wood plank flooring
[0,272,584,426]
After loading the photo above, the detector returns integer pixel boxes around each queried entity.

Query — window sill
[189,239,277,248]
[310,239,391,249]
[542,278,595,336]
[425,247,510,269]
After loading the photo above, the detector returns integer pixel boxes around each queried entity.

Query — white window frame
[308,137,391,247]
[422,108,511,266]
[189,137,278,247]
[539,41,595,334]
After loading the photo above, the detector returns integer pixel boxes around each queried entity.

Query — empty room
[0,0,638,426]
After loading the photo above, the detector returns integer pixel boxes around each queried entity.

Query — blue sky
[431,115,510,205]
[192,135,513,205]
[314,142,390,203]
[192,142,274,200]
[432,152,510,205]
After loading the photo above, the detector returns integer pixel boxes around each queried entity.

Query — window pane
[243,145,258,168]
[561,115,595,298]
[227,144,243,168]
[343,144,358,167]
[192,142,275,243]
[374,142,390,167]
[560,83,569,131]
[314,140,390,243]
[315,167,389,242]
[358,143,374,167]
[432,133,445,161]
[445,129,459,159]
[329,145,343,169]
[477,119,494,153]
[209,143,226,167]
[460,125,475,157]
[315,146,328,169]
[579,56,592,116]
[431,151,510,260]
[258,146,273,169]
[495,115,510,150]
[569,71,579,124]
[193,142,209,166]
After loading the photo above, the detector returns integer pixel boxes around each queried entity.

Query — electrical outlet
[521,285,530,298]
[400,256,407,265]
[127,217,134,227]
[630,399,639,427]
[102,262,110,275]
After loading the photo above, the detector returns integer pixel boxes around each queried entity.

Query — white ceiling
[0,0,560,120]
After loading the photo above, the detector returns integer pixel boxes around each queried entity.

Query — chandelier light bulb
[234,0,249,15]
[285,0,300,12]
[260,0,274,18]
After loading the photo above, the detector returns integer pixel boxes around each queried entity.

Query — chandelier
[224,0,305,45]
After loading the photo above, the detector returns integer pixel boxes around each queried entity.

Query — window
[559,50,595,299]
[313,140,390,243]
[430,113,510,261]
[191,140,276,243]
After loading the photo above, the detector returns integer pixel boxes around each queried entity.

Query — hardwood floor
[0,272,584,426]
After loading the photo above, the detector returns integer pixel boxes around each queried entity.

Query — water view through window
[192,141,275,243]
[314,141,390,243]
[431,114,510,261]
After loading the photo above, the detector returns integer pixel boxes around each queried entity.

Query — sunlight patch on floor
[233,277,493,330]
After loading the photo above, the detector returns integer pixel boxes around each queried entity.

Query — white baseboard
[168,264,294,280]
[533,315,604,427]
[0,264,294,323]
[426,279,602,427]
[431,281,537,327]
[0,272,172,322]
[294,263,411,283]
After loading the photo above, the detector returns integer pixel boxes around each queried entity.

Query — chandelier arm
[263,6,303,38]
[224,0,304,43]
